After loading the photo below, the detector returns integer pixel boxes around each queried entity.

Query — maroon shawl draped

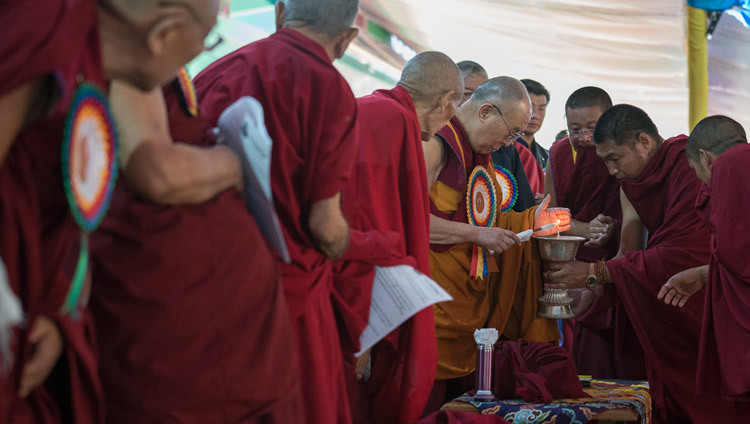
[607,136,744,422]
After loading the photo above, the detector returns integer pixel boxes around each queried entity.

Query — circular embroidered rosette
[175,67,198,117]
[62,84,119,233]
[493,164,518,212]
[466,166,497,228]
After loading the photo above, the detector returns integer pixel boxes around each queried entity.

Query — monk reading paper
[658,115,750,413]
[334,51,463,424]
[424,77,570,386]
[194,0,360,422]
[0,0,218,421]
[544,87,645,379]
[546,104,745,423]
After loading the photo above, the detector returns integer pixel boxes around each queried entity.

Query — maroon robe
[607,136,745,423]
[0,1,104,422]
[88,82,304,422]
[548,138,645,380]
[694,143,750,407]
[334,85,435,424]
[194,28,358,424]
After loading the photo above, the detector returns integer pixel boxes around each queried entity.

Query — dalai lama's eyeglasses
[490,104,524,141]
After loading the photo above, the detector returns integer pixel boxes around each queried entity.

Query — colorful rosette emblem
[60,84,118,316]
[466,166,497,279]
[467,166,497,228]
[175,67,199,117]
[493,164,518,212]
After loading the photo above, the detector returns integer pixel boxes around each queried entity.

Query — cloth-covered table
[442,379,651,424]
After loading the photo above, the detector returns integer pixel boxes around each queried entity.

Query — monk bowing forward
[547,105,746,423]
[424,77,569,390]
[659,115,750,414]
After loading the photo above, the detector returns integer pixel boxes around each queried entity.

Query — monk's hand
[533,195,572,236]
[19,315,63,398]
[355,348,371,380]
[657,265,708,308]
[534,193,545,206]
[476,227,520,255]
[585,214,614,247]
[544,261,588,289]
[568,288,595,316]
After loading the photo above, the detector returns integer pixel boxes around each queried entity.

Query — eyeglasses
[204,33,224,52]
[490,104,524,141]
[568,128,595,138]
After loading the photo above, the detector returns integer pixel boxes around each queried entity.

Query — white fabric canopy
[363,0,749,148]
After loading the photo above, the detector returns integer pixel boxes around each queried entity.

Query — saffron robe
[607,136,744,423]
[89,82,304,422]
[194,28,358,424]
[334,85,435,424]
[694,143,750,405]
[514,141,544,195]
[548,138,645,380]
[430,117,559,380]
[0,0,104,421]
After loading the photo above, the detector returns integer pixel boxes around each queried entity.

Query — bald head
[398,52,463,141]
[100,0,219,90]
[687,115,747,161]
[398,51,462,105]
[457,76,532,154]
[471,76,529,109]
[280,0,359,38]
[457,60,488,80]
[456,60,488,103]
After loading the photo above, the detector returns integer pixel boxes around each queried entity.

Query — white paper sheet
[0,257,23,370]
[356,265,453,357]
[217,97,290,263]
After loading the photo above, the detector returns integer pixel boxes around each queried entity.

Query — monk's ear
[275,1,285,31]
[699,149,716,171]
[477,103,493,122]
[146,14,187,58]
[636,132,652,151]
[332,27,358,59]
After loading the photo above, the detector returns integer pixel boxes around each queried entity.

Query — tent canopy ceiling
[361,0,749,147]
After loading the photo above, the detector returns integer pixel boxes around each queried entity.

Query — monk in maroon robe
[546,104,746,422]
[514,141,544,195]
[333,52,463,424]
[545,87,645,379]
[194,1,360,422]
[89,76,304,421]
[658,115,750,413]
[0,0,220,421]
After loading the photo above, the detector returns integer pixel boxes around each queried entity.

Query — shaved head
[457,76,532,154]
[281,0,359,38]
[565,86,612,113]
[687,115,747,161]
[471,76,529,110]
[399,51,462,105]
[399,52,463,141]
[457,60,488,80]
[99,0,219,90]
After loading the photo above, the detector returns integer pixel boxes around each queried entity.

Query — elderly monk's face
[471,102,530,154]
[147,0,219,88]
[422,95,461,141]
[100,0,220,90]
[596,136,653,179]
[688,156,712,183]
[566,106,603,150]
